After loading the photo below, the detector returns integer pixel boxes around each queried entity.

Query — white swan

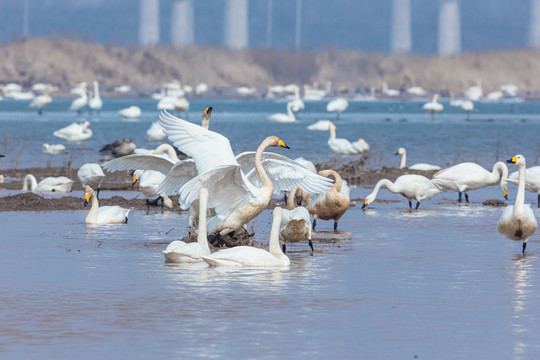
[395,147,440,171]
[77,163,105,197]
[280,186,312,251]
[69,91,88,112]
[53,121,92,142]
[22,174,74,193]
[267,102,296,122]
[133,170,174,209]
[362,174,442,210]
[507,166,540,207]
[449,91,465,106]
[352,138,370,153]
[294,157,317,173]
[307,120,333,131]
[327,123,359,155]
[432,161,508,203]
[88,81,103,112]
[326,98,349,119]
[201,207,290,267]
[306,170,350,230]
[290,84,305,112]
[465,81,483,101]
[174,97,190,113]
[382,82,400,97]
[30,93,52,115]
[42,143,66,155]
[83,186,129,224]
[498,155,537,253]
[422,94,444,116]
[163,188,211,263]
[146,122,167,142]
[159,110,333,236]
[118,106,141,118]
[462,100,474,118]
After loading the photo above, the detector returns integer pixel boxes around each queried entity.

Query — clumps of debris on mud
[483,199,507,207]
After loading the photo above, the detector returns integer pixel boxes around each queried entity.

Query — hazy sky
[0,0,532,53]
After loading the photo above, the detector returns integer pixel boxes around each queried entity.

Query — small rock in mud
[483,199,507,207]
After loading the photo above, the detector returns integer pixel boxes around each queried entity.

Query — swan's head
[163,196,174,209]
[84,186,93,206]
[131,170,144,187]
[268,136,290,149]
[395,147,405,156]
[42,144,49,151]
[361,193,376,209]
[433,94,441,100]
[202,106,213,119]
[507,154,526,168]
[304,193,311,205]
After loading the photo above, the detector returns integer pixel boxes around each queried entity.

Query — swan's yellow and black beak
[361,200,368,209]
[204,107,213,114]
[503,189,508,200]
[132,175,138,187]
[278,139,290,149]
[394,151,399,155]
[506,156,518,164]
[84,194,89,207]
[297,199,302,206]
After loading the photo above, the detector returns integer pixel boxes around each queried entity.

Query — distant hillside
[1,37,539,92]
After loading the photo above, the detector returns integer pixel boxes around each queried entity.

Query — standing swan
[422,94,444,118]
[201,207,290,267]
[163,188,211,263]
[395,147,440,171]
[362,174,442,210]
[84,186,130,224]
[306,170,350,231]
[498,155,537,253]
[432,161,508,203]
[280,186,312,251]
[326,98,349,119]
[88,81,103,112]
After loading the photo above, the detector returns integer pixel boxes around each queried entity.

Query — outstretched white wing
[235,151,300,174]
[159,110,237,174]
[102,154,176,175]
[246,159,333,195]
[156,159,198,195]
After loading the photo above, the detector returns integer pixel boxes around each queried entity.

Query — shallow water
[2,97,540,358]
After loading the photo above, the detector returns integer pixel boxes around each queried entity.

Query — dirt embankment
[2,37,540,92]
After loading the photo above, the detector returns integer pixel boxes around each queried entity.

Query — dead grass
[1,37,540,92]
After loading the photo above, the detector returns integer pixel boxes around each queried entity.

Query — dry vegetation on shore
[1,37,540,92]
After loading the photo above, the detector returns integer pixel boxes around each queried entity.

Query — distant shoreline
[1,37,540,92]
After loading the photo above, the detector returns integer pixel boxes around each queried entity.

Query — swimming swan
[118,106,141,118]
[147,122,167,142]
[267,102,296,122]
[22,174,74,193]
[42,143,66,155]
[327,123,359,155]
[158,110,333,236]
[77,163,105,197]
[432,161,508,203]
[280,186,312,251]
[352,138,370,153]
[395,147,440,171]
[163,188,211,263]
[507,166,540,207]
[201,207,290,267]
[306,170,350,230]
[84,186,130,224]
[53,121,92,142]
[362,174,442,210]
[498,155,537,253]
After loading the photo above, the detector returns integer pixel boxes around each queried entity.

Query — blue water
[1,97,540,359]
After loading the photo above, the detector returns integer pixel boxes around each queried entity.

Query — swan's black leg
[465,193,469,203]
[408,200,412,209]
[308,239,314,252]
[146,199,150,211]
[523,242,527,254]
[537,194,540,208]
[415,201,420,210]
[96,188,101,199]
[334,222,338,231]
[210,233,221,246]
[282,243,286,254]
[458,192,462,203]
[312,219,317,230]
[159,196,164,209]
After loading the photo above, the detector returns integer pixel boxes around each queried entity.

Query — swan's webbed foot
[312,219,317,230]
[415,201,420,210]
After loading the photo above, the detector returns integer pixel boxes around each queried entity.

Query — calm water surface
[1,98,540,358]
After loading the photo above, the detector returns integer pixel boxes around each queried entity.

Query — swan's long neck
[370,179,396,201]
[492,162,509,190]
[399,151,407,169]
[153,143,179,162]
[513,163,526,215]
[294,85,300,100]
[432,94,439,104]
[254,138,274,189]
[318,170,342,192]
[87,189,99,223]
[197,188,210,253]
[93,81,100,98]
[287,102,295,121]
[202,119,210,130]
[22,174,38,191]
[287,186,303,210]
[268,207,285,256]
[328,126,336,141]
